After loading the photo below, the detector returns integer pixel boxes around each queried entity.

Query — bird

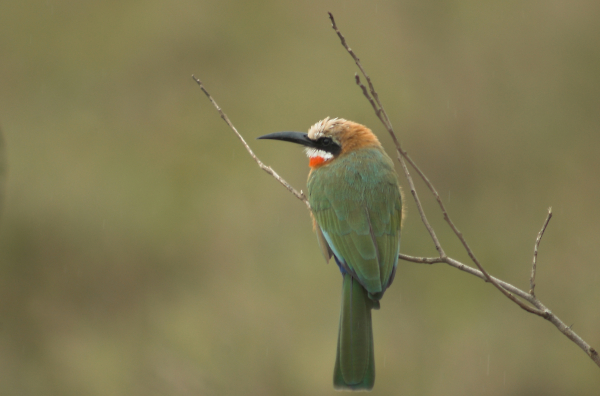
[259,117,403,391]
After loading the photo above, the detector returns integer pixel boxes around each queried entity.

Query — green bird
[259,117,402,390]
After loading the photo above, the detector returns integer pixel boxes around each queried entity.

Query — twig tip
[192,75,202,85]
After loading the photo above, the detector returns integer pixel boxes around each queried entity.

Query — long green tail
[334,273,375,390]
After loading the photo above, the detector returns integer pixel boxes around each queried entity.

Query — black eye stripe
[314,136,341,156]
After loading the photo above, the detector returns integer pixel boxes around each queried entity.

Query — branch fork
[193,14,599,369]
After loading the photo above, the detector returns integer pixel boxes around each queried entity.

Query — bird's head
[258,117,382,168]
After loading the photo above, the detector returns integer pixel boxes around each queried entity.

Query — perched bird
[259,117,402,391]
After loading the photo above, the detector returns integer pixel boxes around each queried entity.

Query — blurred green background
[1,1,600,395]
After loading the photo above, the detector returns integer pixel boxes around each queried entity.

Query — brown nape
[338,122,382,155]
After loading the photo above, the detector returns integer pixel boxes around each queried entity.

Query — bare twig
[444,207,547,316]
[401,252,600,366]
[400,254,535,302]
[530,207,553,296]
[352,58,446,258]
[327,13,599,367]
[329,13,393,132]
[531,296,599,365]
[192,15,600,370]
[330,13,546,316]
[192,75,310,210]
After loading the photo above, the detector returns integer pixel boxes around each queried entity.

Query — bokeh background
[1,1,600,395]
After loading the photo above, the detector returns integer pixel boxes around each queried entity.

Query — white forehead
[307,117,347,139]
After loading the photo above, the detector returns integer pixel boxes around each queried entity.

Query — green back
[308,147,402,297]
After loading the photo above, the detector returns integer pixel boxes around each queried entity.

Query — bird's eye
[320,137,332,146]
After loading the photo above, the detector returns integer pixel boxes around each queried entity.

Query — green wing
[308,148,402,297]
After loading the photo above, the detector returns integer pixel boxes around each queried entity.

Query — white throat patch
[305,148,334,160]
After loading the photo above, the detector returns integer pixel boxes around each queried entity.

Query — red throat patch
[309,156,328,168]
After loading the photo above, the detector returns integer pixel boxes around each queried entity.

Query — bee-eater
[259,117,402,391]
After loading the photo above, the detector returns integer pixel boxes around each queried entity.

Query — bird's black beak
[257,131,317,148]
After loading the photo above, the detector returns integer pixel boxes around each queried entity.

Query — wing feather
[308,148,402,298]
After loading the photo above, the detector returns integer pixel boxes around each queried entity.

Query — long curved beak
[257,131,316,148]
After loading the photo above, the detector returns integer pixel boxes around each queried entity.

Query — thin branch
[352,63,446,258]
[327,13,599,367]
[399,253,443,264]
[329,13,394,132]
[530,207,553,296]
[330,13,545,316]
[400,253,600,366]
[191,75,310,210]
[446,209,547,316]
[400,254,535,303]
[534,299,600,365]
[193,14,600,370]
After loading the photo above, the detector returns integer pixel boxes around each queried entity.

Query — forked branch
[329,12,546,317]
[192,14,599,369]
[327,12,599,367]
